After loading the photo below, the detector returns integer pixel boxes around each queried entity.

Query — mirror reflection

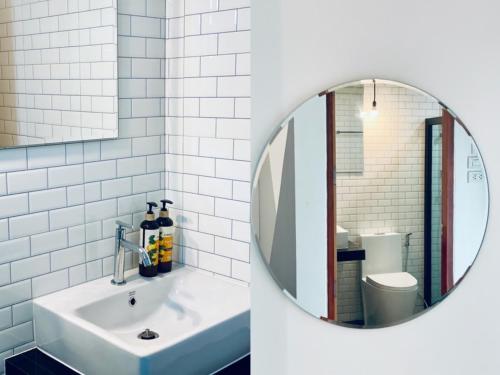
[252,79,489,328]
[0,2,118,147]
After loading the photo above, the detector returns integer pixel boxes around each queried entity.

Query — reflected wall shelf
[336,130,364,134]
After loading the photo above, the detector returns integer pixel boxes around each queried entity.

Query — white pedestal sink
[33,266,250,375]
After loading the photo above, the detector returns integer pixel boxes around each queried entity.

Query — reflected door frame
[424,116,442,306]
[424,109,455,306]
[326,92,337,320]
[441,109,455,295]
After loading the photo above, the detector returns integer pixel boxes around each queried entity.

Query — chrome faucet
[111,221,152,285]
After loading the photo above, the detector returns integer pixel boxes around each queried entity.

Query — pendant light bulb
[371,79,378,117]
[360,79,379,119]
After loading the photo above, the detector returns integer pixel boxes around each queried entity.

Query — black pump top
[147,202,158,214]
[160,199,173,211]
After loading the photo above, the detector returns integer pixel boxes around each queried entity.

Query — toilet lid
[366,272,417,291]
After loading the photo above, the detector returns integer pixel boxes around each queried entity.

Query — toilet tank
[361,233,402,278]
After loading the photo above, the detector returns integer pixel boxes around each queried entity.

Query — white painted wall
[453,123,489,282]
[292,95,327,318]
[251,1,500,374]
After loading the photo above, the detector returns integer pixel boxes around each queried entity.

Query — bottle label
[140,228,159,266]
[159,226,174,263]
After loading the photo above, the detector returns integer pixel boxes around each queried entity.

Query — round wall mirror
[252,79,489,328]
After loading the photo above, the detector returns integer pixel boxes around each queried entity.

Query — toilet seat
[365,272,417,292]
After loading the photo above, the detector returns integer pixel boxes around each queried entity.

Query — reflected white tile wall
[0,0,118,146]
[336,85,441,322]
[336,87,364,173]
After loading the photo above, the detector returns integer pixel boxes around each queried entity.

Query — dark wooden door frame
[441,109,454,295]
[326,92,337,320]
[424,117,440,306]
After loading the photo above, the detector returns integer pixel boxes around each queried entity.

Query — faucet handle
[116,220,134,231]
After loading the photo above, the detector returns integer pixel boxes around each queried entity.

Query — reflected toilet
[361,233,418,327]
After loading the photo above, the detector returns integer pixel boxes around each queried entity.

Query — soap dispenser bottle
[139,202,159,277]
[157,199,174,273]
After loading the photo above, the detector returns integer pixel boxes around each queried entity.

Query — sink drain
[138,329,159,340]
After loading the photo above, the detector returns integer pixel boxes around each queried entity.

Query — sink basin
[33,266,250,375]
[337,225,349,249]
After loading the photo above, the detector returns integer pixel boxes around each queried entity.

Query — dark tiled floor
[215,355,250,375]
[5,349,78,375]
[6,349,250,375]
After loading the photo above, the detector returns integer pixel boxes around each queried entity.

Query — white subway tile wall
[0,0,165,368]
[164,0,251,284]
[336,84,441,323]
[0,0,118,147]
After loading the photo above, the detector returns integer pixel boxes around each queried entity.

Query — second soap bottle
[139,202,159,277]
[157,199,174,273]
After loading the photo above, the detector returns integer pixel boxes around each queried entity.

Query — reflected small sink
[33,266,250,375]
[337,225,349,249]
